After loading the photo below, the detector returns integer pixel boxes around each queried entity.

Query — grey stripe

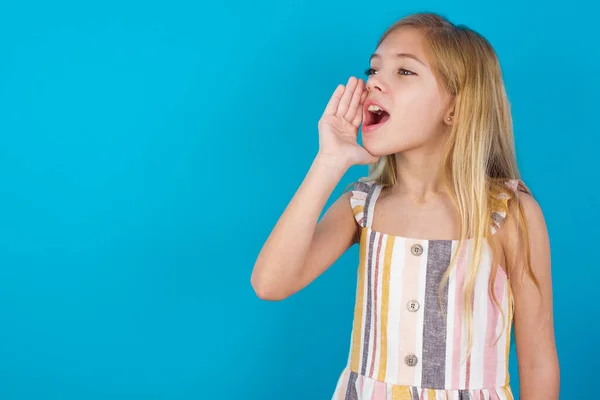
[421,240,452,389]
[458,390,470,400]
[410,386,420,399]
[344,371,358,400]
[358,182,377,228]
[360,230,377,375]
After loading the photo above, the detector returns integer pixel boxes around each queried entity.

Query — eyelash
[364,67,415,76]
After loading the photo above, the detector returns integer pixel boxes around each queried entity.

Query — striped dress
[332,179,523,400]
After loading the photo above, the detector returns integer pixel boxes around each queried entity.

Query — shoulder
[346,179,382,228]
[501,181,546,238]
[497,181,550,276]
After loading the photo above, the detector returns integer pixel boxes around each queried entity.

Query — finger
[323,84,345,116]
[345,79,364,121]
[351,89,368,128]
[335,77,357,116]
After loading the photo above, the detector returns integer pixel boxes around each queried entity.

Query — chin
[362,139,394,158]
[361,127,397,156]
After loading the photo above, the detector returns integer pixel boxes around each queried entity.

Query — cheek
[391,89,445,129]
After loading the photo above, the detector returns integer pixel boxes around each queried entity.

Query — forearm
[518,365,560,400]
[250,153,347,298]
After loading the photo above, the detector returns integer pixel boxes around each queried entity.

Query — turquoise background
[0,0,597,398]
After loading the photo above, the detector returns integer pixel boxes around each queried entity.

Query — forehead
[373,27,431,68]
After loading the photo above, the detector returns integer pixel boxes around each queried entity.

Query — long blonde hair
[359,12,541,359]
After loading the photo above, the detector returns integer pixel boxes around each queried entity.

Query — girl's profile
[251,12,559,400]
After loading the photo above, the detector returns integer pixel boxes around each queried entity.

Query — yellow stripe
[391,385,412,400]
[377,235,394,381]
[352,204,364,217]
[350,229,367,372]
[427,389,436,399]
[502,386,513,400]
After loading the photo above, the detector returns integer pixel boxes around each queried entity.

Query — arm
[250,156,357,301]
[250,76,376,301]
[502,192,560,399]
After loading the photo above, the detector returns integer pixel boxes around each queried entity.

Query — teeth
[367,104,385,114]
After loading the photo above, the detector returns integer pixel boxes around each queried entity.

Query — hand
[317,76,379,169]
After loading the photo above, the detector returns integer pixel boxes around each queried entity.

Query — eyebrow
[369,52,426,67]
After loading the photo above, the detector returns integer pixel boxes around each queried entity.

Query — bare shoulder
[499,188,551,282]
[321,188,360,244]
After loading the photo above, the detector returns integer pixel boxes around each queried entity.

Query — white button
[405,353,418,367]
[407,300,420,312]
[411,244,423,256]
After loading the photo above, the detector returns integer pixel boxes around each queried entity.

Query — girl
[251,12,559,400]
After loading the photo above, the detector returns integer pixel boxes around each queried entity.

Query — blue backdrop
[0,0,597,398]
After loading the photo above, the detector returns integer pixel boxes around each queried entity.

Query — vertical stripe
[397,239,423,385]
[386,240,405,381]
[362,183,381,229]
[361,230,377,374]
[484,265,506,387]
[421,240,452,389]
[360,182,373,227]
[452,241,470,388]
[414,244,428,387]
[470,242,492,389]
[350,230,367,372]
[495,281,508,388]
[411,387,420,400]
[458,390,469,400]
[345,371,359,400]
[377,235,395,381]
[427,389,436,399]
[369,233,384,376]
[501,386,513,400]
[444,241,458,387]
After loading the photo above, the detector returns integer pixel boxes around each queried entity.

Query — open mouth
[363,104,390,131]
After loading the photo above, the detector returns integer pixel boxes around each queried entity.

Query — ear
[443,98,456,126]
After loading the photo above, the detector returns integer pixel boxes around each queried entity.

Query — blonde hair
[358,12,541,360]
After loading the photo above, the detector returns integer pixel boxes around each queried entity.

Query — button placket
[403,242,423,370]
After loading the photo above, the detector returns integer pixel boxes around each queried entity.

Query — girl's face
[361,27,454,156]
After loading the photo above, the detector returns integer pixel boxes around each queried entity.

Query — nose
[366,75,384,92]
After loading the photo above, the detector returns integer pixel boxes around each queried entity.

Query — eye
[364,68,376,76]
[398,68,415,76]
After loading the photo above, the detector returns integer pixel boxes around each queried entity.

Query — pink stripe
[489,389,501,400]
[369,234,384,377]
[452,241,470,388]
[465,286,476,388]
[483,265,507,387]
[372,380,386,399]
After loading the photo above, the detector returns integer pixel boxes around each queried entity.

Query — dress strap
[350,180,382,229]
[490,178,527,235]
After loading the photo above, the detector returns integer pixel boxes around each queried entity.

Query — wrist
[314,152,350,177]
